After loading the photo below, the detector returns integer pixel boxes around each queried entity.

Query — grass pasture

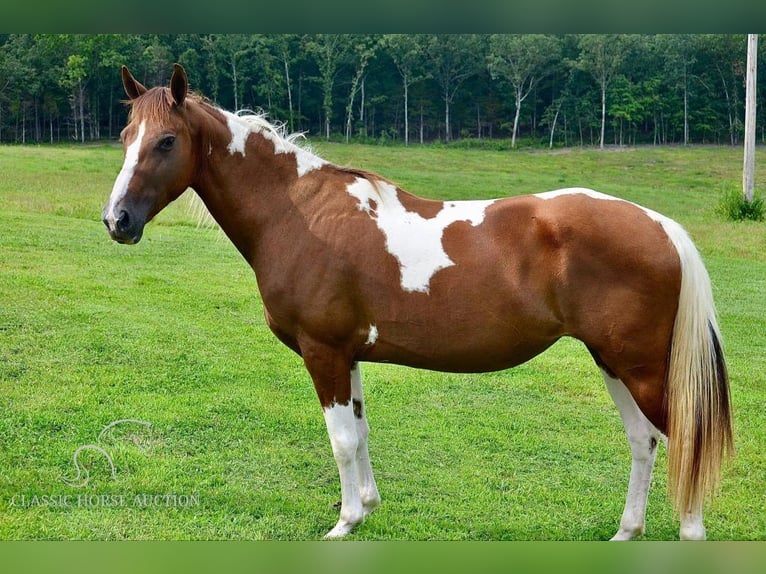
[0,142,765,540]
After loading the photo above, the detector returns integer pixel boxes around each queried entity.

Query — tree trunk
[743,34,758,202]
[619,117,623,147]
[71,93,77,142]
[345,71,365,143]
[717,64,734,145]
[283,57,294,132]
[444,87,451,142]
[359,76,365,138]
[232,59,239,111]
[79,81,85,143]
[297,73,303,132]
[476,103,481,139]
[403,77,409,145]
[549,102,561,149]
[420,103,424,144]
[599,79,606,149]
[532,84,537,138]
[34,98,40,142]
[684,61,689,145]
[512,89,522,148]
[323,77,332,141]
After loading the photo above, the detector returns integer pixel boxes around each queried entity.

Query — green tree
[577,34,631,149]
[305,34,352,140]
[488,34,560,148]
[0,35,38,142]
[343,35,380,143]
[207,34,257,110]
[383,34,427,145]
[423,34,484,142]
[697,34,747,145]
[656,35,699,146]
[269,34,301,132]
[142,35,174,86]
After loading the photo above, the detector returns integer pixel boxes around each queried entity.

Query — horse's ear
[170,63,188,107]
[121,66,147,100]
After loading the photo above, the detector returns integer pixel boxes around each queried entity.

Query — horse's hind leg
[602,370,664,541]
[351,363,381,516]
[680,507,706,540]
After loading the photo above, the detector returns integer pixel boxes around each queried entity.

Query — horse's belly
[362,323,559,373]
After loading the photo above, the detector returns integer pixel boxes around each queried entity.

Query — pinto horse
[103,64,732,540]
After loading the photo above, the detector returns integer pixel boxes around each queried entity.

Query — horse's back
[360,189,680,375]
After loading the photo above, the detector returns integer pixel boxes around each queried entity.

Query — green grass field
[1,142,764,540]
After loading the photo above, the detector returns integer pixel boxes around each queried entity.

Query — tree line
[0,34,763,148]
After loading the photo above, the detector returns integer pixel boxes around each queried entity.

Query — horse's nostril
[116,209,130,232]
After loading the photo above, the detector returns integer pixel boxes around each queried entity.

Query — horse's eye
[158,135,176,151]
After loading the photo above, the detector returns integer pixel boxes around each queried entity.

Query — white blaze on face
[347,178,496,293]
[105,121,146,224]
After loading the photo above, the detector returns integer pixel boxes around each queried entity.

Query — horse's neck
[189,106,321,263]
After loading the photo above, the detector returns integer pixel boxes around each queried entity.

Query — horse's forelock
[128,87,203,123]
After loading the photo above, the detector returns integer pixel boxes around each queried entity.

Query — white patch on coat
[224,111,250,156]
[365,325,378,345]
[224,111,327,177]
[293,148,328,177]
[347,178,495,293]
[322,402,364,538]
[105,120,146,224]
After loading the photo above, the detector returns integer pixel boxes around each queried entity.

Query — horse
[102,64,732,540]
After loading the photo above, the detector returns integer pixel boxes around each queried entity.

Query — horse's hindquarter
[531,193,681,384]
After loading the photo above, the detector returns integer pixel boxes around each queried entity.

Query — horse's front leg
[303,343,366,539]
[351,362,381,516]
[322,400,365,538]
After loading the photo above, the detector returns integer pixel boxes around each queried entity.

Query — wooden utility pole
[743,34,758,202]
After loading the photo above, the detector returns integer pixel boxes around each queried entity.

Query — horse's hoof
[610,525,644,541]
[324,520,357,539]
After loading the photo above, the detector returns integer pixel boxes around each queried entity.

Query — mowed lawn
[0,142,764,540]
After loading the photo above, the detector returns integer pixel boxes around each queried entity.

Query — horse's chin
[105,224,144,245]
[112,234,142,245]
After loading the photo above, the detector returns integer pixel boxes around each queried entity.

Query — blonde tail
[664,221,733,515]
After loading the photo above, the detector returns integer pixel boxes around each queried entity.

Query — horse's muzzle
[102,206,144,245]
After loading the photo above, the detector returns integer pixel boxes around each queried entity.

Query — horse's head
[102,64,196,244]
